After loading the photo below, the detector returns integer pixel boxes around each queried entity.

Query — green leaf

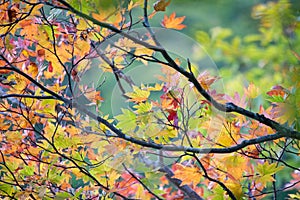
[48,168,64,184]
[54,191,72,200]
[133,101,152,114]
[74,188,84,198]
[20,165,34,176]
[143,171,164,187]
[266,95,285,103]
[0,184,13,196]
[115,109,137,132]
[257,162,284,176]
[54,135,72,149]
[195,31,211,46]
[256,162,284,187]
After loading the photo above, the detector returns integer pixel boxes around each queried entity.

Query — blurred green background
[158,0,300,36]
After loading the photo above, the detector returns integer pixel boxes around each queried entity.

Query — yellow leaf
[289,193,300,200]
[161,12,186,30]
[71,168,84,178]
[226,180,244,199]
[220,153,247,180]
[27,62,38,79]
[147,83,163,91]
[77,18,89,30]
[6,73,28,93]
[154,128,177,142]
[6,131,22,144]
[244,82,260,98]
[128,1,142,11]
[48,83,67,93]
[75,38,90,57]
[107,170,120,187]
[134,46,154,65]
[126,85,150,103]
[20,21,39,41]
[216,126,240,147]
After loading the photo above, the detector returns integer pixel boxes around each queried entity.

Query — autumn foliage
[0,0,299,199]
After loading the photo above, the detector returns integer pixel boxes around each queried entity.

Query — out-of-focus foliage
[194,0,300,130]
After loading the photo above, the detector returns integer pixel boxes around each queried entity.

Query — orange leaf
[172,163,202,187]
[60,180,71,190]
[161,12,186,30]
[197,70,220,90]
[266,85,287,97]
[19,19,32,28]
[0,60,10,74]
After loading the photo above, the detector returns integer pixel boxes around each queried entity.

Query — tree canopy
[0,0,299,199]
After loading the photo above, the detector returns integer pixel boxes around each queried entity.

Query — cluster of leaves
[0,0,299,199]
[195,0,300,130]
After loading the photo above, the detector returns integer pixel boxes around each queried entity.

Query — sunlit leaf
[126,85,150,103]
[172,163,202,187]
[115,109,137,132]
[244,82,260,98]
[161,12,186,30]
[256,161,284,188]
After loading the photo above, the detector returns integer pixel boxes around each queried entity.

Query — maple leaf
[0,60,11,74]
[244,82,260,99]
[154,128,177,142]
[6,73,28,93]
[266,85,288,99]
[256,161,284,188]
[172,163,202,187]
[226,179,244,199]
[153,0,171,12]
[271,88,299,125]
[115,109,137,133]
[133,101,152,114]
[273,102,298,125]
[126,85,150,103]
[197,70,220,90]
[26,62,38,79]
[37,49,45,57]
[147,83,163,91]
[220,153,247,180]
[161,12,186,30]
